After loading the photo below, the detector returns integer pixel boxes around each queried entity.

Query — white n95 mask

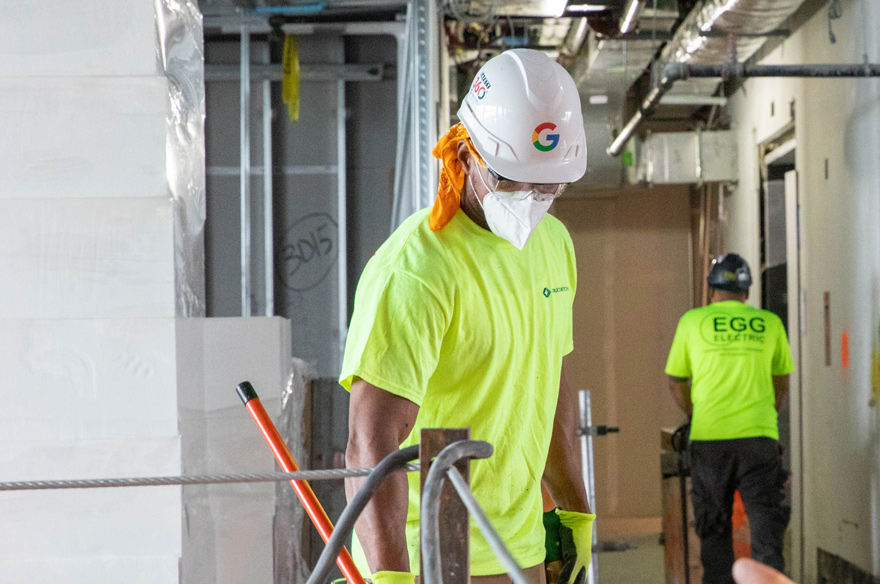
[479,191,552,250]
[471,169,562,250]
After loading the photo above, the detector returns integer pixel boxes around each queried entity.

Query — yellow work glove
[556,509,596,584]
[371,571,416,584]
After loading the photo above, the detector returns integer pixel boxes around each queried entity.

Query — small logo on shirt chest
[543,286,570,298]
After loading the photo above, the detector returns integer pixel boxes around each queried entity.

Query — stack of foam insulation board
[0,2,217,581]
[177,317,295,584]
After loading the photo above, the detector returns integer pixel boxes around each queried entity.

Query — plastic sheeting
[275,358,317,584]
[157,0,208,317]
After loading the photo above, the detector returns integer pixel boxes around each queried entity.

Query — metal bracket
[579,425,621,437]
[205,63,385,82]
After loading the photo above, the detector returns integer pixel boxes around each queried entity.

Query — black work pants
[689,438,790,584]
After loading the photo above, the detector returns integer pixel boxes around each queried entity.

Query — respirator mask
[471,166,567,250]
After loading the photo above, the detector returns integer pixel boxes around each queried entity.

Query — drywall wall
[553,184,692,519]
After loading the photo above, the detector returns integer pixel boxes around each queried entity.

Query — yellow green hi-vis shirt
[665,301,794,441]
[339,207,576,576]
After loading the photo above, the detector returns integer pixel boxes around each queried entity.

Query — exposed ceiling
[202,0,811,175]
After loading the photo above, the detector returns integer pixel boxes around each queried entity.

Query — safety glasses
[486,166,568,202]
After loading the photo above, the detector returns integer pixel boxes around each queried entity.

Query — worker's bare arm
[772,374,790,412]
[543,363,591,514]
[667,375,693,416]
[346,378,420,574]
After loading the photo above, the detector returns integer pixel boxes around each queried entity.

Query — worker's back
[666,300,793,441]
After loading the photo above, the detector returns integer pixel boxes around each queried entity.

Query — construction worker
[340,49,595,584]
[665,254,794,584]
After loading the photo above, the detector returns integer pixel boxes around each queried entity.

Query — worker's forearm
[544,446,590,513]
[667,377,692,416]
[773,375,790,412]
[544,373,590,514]
[345,438,411,573]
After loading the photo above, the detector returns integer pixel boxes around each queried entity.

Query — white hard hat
[457,49,587,185]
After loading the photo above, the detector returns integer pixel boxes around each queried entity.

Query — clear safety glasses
[486,166,569,202]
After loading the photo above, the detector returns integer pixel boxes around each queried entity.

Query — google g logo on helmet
[532,122,560,152]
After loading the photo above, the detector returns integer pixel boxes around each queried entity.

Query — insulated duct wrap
[661,0,807,66]
[156,0,207,317]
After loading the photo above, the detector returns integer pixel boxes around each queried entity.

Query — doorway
[759,134,804,581]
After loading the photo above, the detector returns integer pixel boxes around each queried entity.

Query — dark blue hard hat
[707,253,752,293]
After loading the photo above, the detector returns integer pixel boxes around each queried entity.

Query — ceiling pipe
[618,0,643,34]
[606,61,880,157]
[559,17,590,67]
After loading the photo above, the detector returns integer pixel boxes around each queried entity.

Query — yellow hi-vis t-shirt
[665,300,794,441]
[340,207,576,576]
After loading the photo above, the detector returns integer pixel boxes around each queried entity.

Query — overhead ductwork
[663,0,805,64]
[602,0,812,157]
[658,0,808,98]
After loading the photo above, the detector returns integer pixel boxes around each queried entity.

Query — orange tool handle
[237,381,366,584]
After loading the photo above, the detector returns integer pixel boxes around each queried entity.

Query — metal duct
[604,0,809,157]
[658,0,808,97]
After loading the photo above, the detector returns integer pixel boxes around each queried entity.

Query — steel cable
[0,464,420,492]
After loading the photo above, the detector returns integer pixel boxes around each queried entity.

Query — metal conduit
[607,61,880,157]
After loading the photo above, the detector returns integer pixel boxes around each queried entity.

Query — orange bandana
[429,123,484,231]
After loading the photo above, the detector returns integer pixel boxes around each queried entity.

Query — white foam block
[0,438,181,560]
[0,2,160,77]
[215,503,275,584]
[0,319,179,441]
[0,77,168,199]
[176,317,293,584]
[0,556,180,584]
[0,437,181,482]
[201,317,293,413]
[0,198,175,319]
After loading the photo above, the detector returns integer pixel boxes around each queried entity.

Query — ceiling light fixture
[566,4,609,12]
[618,0,643,34]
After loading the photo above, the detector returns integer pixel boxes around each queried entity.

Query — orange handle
[237,382,366,584]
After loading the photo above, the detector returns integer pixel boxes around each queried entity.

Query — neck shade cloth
[429,123,484,231]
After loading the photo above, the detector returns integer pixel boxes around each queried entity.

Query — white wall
[726,0,880,579]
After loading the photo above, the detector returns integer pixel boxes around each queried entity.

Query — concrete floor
[595,518,666,584]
